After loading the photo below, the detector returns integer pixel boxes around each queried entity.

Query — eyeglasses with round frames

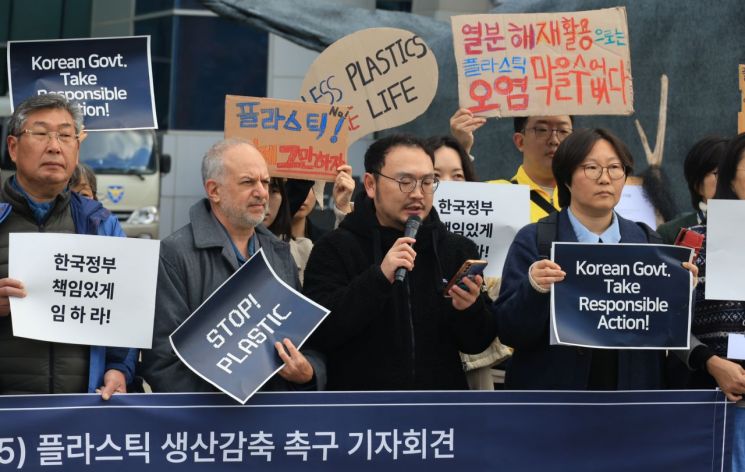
[17,129,79,145]
[373,171,439,194]
[523,126,573,141]
[580,163,626,180]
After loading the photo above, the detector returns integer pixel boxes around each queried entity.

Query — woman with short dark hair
[492,128,696,390]
[656,136,727,244]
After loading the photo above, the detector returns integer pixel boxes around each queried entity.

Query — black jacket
[303,193,497,390]
[494,210,666,390]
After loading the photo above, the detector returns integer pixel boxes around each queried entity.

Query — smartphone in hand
[443,259,488,297]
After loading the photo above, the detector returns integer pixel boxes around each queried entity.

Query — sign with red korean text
[224,95,349,181]
[300,28,438,143]
[451,7,633,117]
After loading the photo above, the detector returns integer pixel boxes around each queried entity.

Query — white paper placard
[705,200,745,301]
[614,184,657,230]
[435,181,530,277]
[727,333,745,360]
[9,233,159,348]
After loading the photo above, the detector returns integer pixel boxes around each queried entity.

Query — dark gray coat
[141,199,324,392]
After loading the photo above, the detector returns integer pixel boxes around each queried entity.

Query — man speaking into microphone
[303,134,498,390]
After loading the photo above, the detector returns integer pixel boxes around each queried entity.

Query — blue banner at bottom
[0,390,732,471]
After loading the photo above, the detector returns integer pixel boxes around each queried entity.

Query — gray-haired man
[0,94,134,398]
[141,138,324,392]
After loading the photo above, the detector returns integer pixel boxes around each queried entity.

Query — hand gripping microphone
[394,215,422,283]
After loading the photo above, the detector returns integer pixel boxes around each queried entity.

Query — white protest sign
[435,181,530,277]
[705,199,745,301]
[451,7,633,117]
[727,333,745,361]
[300,27,438,143]
[9,233,159,348]
[614,184,657,229]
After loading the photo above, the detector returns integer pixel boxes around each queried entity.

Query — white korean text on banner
[0,390,731,471]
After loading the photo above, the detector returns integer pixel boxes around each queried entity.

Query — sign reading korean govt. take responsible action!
[451,7,633,117]
[550,243,693,349]
[8,36,157,130]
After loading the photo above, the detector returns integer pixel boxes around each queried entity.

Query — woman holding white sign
[492,128,698,391]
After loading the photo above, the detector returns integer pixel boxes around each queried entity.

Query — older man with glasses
[0,94,135,398]
[302,134,498,391]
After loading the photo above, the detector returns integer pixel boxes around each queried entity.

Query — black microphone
[394,215,422,283]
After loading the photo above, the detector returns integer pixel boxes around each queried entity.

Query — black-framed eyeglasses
[580,163,626,180]
[373,171,439,194]
[523,126,573,140]
[17,129,79,145]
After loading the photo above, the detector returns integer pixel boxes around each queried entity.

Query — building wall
[3,0,484,239]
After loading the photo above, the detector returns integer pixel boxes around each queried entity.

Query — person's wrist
[528,261,550,294]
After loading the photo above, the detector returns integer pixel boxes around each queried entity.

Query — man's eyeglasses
[523,126,573,141]
[374,172,439,194]
[17,129,79,145]
[580,163,626,180]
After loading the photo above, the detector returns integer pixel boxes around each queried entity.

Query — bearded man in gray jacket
[141,138,324,392]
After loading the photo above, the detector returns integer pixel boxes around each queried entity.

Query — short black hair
[683,136,727,210]
[266,177,292,239]
[714,132,745,200]
[424,135,477,182]
[553,128,634,208]
[513,115,575,134]
[364,133,434,175]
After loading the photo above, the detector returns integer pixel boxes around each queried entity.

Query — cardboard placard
[300,27,438,143]
[451,8,633,117]
[224,95,349,181]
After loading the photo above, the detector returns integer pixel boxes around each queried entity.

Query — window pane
[10,0,63,40]
[135,17,173,128]
[169,15,268,130]
[135,0,174,15]
[62,0,92,38]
